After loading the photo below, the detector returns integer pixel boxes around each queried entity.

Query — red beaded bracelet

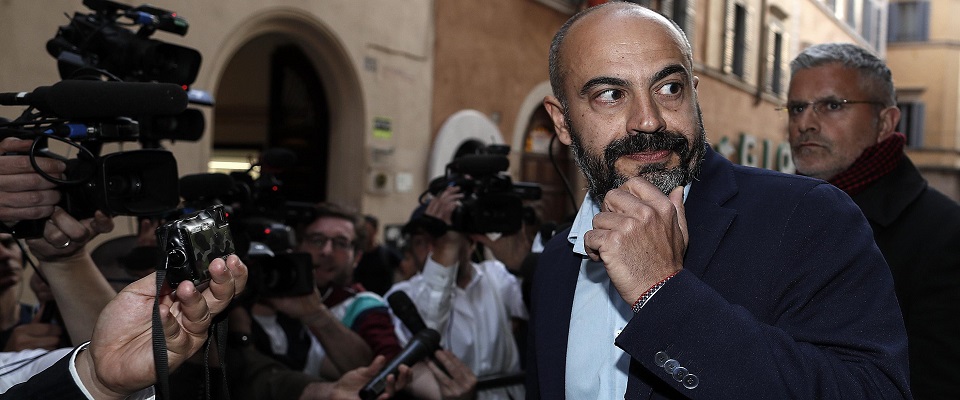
[632,271,680,313]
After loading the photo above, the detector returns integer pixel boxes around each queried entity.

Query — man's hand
[583,177,688,305]
[2,322,63,351]
[75,254,248,399]
[26,208,113,261]
[269,287,326,321]
[427,350,477,400]
[425,187,467,267]
[328,355,411,400]
[0,138,63,225]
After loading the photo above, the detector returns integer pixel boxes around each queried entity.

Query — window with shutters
[764,24,787,96]
[897,101,926,148]
[723,0,753,82]
[888,0,930,42]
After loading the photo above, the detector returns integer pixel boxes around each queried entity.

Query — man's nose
[790,108,820,136]
[626,94,666,135]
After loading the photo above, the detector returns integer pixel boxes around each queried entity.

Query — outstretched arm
[76,254,247,399]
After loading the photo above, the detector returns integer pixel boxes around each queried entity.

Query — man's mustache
[603,131,689,167]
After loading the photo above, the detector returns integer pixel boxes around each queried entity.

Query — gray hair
[790,43,896,106]
[548,1,693,110]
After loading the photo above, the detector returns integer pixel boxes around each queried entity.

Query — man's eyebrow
[578,65,690,97]
[579,76,629,97]
[651,64,688,85]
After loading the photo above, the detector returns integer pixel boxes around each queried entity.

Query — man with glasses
[239,203,400,392]
[788,42,960,399]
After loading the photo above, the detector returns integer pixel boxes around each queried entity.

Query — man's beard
[567,107,707,204]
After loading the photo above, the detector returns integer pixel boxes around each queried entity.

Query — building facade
[9,0,952,246]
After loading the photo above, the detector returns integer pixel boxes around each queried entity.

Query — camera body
[427,145,541,234]
[156,205,236,288]
[245,242,315,297]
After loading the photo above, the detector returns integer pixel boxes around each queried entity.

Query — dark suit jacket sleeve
[615,182,911,399]
[1,348,88,399]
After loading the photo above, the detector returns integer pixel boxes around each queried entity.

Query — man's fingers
[202,255,245,315]
[668,186,688,244]
[172,279,211,336]
[0,152,66,175]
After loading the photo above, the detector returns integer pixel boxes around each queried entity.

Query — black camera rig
[426,144,542,234]
[0,1,208,238]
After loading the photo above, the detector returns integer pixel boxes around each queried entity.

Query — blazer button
[683,373,699,389]
[655,351,670,367]
[663,359,680,374]
[672,366,688,382]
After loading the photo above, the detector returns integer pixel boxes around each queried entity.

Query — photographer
[386,186,527,400]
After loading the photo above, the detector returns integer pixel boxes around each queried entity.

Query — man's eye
[656,82,682,96]
[787,104,806,115]
[596,89,624,103]
[822,101,844,111]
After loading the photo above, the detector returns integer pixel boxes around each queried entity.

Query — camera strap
[152,268,172,400]
[152,268,231,400]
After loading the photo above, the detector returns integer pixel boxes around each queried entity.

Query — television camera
[426,144,541,234]
[0,1,207,238]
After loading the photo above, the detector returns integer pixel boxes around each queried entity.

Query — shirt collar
[568,183,691,256]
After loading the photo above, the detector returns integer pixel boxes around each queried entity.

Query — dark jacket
[852,157,960,400]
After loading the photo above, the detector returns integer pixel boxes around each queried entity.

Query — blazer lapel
[682,147,738,276]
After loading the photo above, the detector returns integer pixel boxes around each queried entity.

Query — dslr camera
[156,205,236,288]
[427,144,541,234]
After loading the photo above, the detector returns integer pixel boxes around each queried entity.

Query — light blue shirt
[565,185,690,399]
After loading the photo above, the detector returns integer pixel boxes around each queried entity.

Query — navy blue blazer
[526,147,911,399]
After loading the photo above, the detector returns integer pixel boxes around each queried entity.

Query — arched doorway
[214,38,329,203]
[209,11,365,208]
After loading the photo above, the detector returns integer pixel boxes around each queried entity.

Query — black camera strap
[152,268,171,400]
[152,267,231,400]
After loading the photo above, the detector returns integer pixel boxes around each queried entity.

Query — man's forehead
[788,64,864,100]
[307,216,355,235]
[563,8,689,77]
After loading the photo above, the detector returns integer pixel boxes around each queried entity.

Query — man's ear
[543,95,573,145]
[877,106,902,143]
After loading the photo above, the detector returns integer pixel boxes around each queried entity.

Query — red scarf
[829,132,906,196]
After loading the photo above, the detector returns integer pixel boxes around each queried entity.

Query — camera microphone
[0,80,187,119]
[387,291,428,335]
[359,328,441,400]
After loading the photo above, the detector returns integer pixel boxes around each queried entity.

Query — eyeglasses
[302,233,354,251]
[777,98,886,118]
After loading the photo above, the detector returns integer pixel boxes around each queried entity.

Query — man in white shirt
[388,188,527,400]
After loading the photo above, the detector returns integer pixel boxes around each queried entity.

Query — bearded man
[525,2,910,399]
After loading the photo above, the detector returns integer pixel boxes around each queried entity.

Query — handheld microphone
[387,291,428,335]
[387,291,451,377]
[0,80,188,119]
[359,328,441,400]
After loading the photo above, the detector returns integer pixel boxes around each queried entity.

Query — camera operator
[386,186,527,400]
